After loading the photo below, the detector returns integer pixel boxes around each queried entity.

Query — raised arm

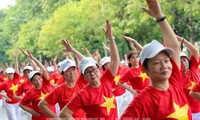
[13,50,19,74]
[177,35,199,62]
[82,46,92,57]
[27,50,49,80]
[143,0,180,68]
[61,39,84,61]
[103,19,120,76]
[19,47,38,71]
[123,36,143,51]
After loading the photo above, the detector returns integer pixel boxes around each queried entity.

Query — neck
[66,81,76,88]
[151,80,169,91]
[89,81,101,88]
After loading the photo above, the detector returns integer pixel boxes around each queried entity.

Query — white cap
[6,67,15,74]
[28,71,40,80]
[180,52,188,58]
[140,40,174,65]
[79,57,97,74]
[23,66,33,72]
[47,67,54,73]
[58,61,63,67]
[100,57,111,66]
[59,59,76,72]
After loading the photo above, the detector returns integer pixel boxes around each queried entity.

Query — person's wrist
[156,16,166,23]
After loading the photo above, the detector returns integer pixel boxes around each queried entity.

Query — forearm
[39,104,58,118]
[14,94,23,100]
[190,91,200,101]
[182,39,199,60]
[109,39,120,76]
[19,103,37,115]
[71,48,84,61]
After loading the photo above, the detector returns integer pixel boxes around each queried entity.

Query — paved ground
[0,101,31,120]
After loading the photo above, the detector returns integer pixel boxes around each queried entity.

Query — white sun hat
[59,59,76,72]
[79,57,98,74]
[140,40,174,65]
[6,67,15,74]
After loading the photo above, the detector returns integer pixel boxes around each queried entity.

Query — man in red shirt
[120,0,192,119]
[38,59,87,118]
[59,19,119,119]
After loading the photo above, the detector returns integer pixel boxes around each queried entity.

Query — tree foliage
[0,0,199,64]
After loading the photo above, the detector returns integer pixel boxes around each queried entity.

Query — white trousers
[4,102,21,120]
[192,112,200,120]
[115,90,134,117]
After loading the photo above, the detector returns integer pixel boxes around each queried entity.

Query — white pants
[192,112,200,120]
[0,99,3,109]
[4,102,21,120]
[115,90,134,117]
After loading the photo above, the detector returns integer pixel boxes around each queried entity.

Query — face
[129,54,140,67]
[103,62,109,70]
[23,69,32,79]
[180,56,189,70]
[144,52,172,82]
[63,66,78,83]
[7,73,14,80]
[83,66,100,84]
[31,74,42,89]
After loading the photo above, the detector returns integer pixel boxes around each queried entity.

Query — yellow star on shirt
[139,72,148,82]
[114,75,120,85]
[187,81,196,90]
[19,79,25,83]
[38,92,48,100]
[3,77,8,81]
[9,83,18,94]
[50,79,55,85]
[167,102,189,120]
[100,95,116,115]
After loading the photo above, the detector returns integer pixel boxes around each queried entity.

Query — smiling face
[180,56,189,71]
[144,51,172,83]
[31,74,42,89]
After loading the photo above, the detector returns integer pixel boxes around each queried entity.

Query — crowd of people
[0,0,200,120]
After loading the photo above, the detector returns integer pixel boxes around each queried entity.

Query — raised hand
[142,0,164,19]
[103,19,114,41]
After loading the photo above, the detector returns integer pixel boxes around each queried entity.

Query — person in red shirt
[0,67,21,120]
[120,0,192,119]
[59,19,119,119]
[177,35,200,118]
[38,59,87,118]
[19,51,55,120]
[100,56,128,117]
[14,66,33,100]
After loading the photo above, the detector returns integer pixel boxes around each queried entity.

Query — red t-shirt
[181,56,200,113]
[0,73,21,104]
[15,76,33,96]
[67,69,118,119]
[112,66,127,96]
[0,74,8,82]
[20,76,55,120]
[120,59,192,120]
[45,75,87,118]
[119,67,150,93]
[49,71,65,86]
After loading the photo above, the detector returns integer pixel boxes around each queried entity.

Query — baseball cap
[180,52,188,58]
[28,71,40,80]
[140,40,174,65]
[59,59,76,72]
[79,57,98,74]
[100,57,111,66]
[23,66,33,72]
[47,67,54,73]
[6,67,15,74]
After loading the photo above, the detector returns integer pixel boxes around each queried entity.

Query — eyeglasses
[84,67,99,77]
